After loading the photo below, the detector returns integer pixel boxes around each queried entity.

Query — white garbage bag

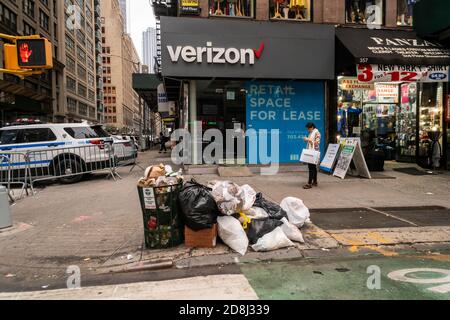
[212,181,244,215]
[280,197,310,228]
[244,207,269,220]
[217,216,248,256]
[280,218,305,243]
[251,227,294,252]
[240,184,257,211]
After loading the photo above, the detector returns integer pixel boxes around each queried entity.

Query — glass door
[418,83,444,169]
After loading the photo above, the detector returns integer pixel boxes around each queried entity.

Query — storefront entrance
[338,79,446,169]
[335,27,450,170]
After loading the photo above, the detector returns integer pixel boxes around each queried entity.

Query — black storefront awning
[336,27,450,67]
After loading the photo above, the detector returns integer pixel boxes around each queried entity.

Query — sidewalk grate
[373,206,450,227]
[310,208,412,230]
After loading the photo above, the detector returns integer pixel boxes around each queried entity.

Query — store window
[270,0,311,21]
[345,0,384,26]
[397,0,417,26]
[209,0,254,18]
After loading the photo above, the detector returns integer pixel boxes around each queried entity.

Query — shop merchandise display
[345,0,383,24]
[270,0,309,21]
[211,0,250,17]
[397,0,417,26]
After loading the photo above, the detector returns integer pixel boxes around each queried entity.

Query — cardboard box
[185,224,217,248]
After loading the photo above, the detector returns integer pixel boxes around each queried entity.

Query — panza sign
[167,42,265,65]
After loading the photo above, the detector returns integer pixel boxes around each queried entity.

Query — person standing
[303,123,321,189]
[159,131,167,153]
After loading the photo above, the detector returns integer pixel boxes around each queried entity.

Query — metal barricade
[28,143,120,188]
[0,151,33,200]
[1,144,121,199]
[113,142,144,172]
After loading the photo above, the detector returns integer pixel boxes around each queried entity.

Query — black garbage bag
[178,179,221,231]
[253,193,288,220]
[247,218,283,245]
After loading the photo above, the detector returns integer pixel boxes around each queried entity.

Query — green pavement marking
[240,256,450,300]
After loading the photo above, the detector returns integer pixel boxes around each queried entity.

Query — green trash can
[137,183,184,249]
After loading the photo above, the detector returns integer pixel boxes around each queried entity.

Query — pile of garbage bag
[178,179,311,255]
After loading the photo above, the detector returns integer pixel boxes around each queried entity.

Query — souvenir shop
[160,16,335,164]
[335,27,450,169]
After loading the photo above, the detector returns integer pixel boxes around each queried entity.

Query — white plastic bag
[217,216,249,256]
[280,218,305,243]
[212,181,244,215]
[280,197,310,228]
[240,184,257,211]
[251,227,294,252]
[244,207,269,220]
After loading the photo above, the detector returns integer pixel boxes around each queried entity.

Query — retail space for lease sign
[246,81,325,164]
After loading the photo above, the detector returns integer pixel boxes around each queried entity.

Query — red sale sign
[357,65,449,83]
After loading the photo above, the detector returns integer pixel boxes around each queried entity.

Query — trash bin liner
[246,218,283,245]
[178,179,221,231]
[253,193,288,220]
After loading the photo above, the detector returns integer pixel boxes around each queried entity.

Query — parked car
[111,135,137,164]
[122,135,139,150]
[0,122,116,184]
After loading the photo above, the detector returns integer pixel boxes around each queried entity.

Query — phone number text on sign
[357,64,449,83]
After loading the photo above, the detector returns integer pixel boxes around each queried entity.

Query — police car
[0,121,116,184]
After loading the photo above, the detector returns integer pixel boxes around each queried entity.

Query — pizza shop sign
[357,64,450,83]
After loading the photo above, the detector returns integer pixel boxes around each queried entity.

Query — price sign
[357,64,449,83]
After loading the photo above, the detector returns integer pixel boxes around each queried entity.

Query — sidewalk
[1,149,449,291]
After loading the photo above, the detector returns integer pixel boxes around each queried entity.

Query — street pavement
[0,148,450,298]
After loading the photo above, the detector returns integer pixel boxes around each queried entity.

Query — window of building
[0,4,18,32]
[397,0,416,26]
[23,0,36,19]
[79,103,88,116]
[67,97,77,114]
[345,0,384,26]
[67,76,77,92]
[270,0,311,21]
[39,9,49,31]
[209,0,254,18]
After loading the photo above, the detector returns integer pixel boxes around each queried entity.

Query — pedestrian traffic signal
[16,38,53,69]
[3,37,52,71]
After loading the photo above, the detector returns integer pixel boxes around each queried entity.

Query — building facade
[143,27,157,74]
[153,0,450,169]
[57,0,98,124]
[101,0,141,134]
[0,0,61,126]
[118,0,127,32]
[0,0,102,125]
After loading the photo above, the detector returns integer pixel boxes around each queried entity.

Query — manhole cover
[310,208,412,230]
[373,206,450,227]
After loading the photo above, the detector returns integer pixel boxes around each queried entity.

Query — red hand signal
[19,43,33,63]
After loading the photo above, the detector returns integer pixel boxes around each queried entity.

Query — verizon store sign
[160,16,335,79]
[357,64,450,83]
[167,42,264,65]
